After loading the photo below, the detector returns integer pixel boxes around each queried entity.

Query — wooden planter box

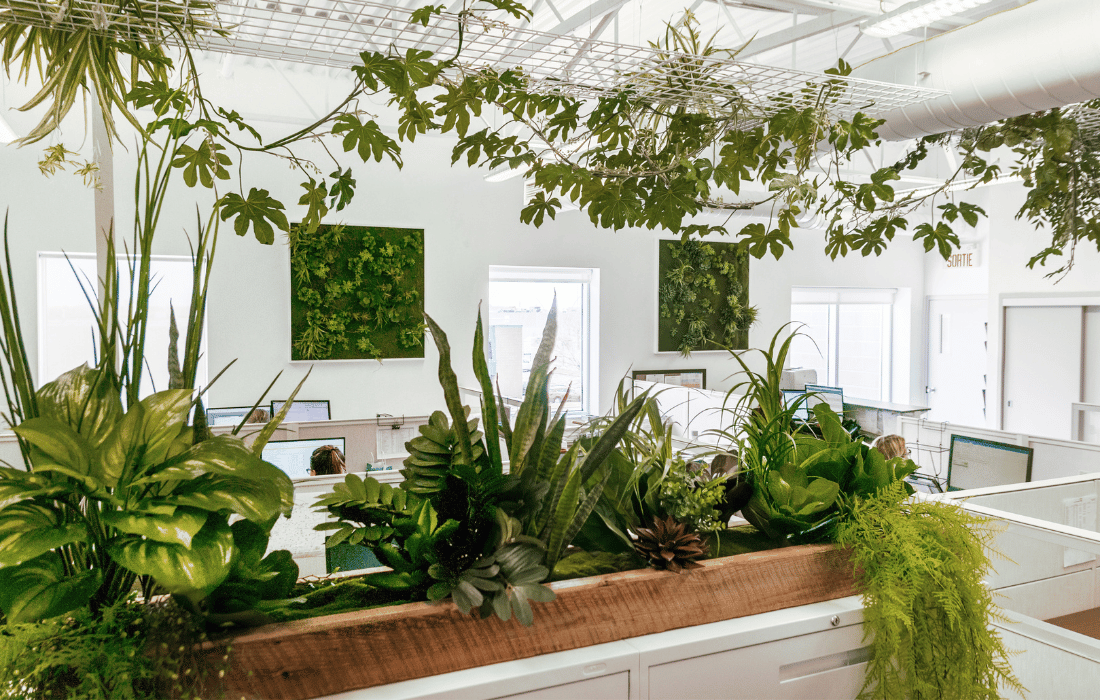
[204,544,856,700]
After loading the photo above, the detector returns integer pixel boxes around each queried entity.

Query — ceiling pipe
[850,0,1100,140]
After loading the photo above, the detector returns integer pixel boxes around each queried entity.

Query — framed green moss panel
[290,224,425,361]
[657,239,755,355]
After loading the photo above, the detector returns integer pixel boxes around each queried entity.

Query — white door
[925,298,988,426]
[1003,305,1083,440]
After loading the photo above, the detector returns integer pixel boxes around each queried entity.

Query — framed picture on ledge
[632,369,706,390]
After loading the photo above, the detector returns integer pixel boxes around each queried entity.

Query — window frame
[487,265,600,417]
[791,287,897,402]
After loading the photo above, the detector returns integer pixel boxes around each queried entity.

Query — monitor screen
[270,400,331,423]
[206,406,257,427]
[261,437,346,479]
[782,389,810,421]
[804,384,844,417]
[948,434,1033,491]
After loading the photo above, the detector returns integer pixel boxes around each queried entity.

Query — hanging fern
[834,482,1024,700]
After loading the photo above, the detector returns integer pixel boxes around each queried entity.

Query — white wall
[0,56,930,420]
[979,182,1100,430]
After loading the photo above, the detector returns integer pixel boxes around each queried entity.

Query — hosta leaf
[0,469,66,510]
[0,504,87,567]
[0,552,101,623]
[34,364,121,449]
[108,517,235,602]
[13,417,92,478]
[101,506,208,547]
[162,472,289,524]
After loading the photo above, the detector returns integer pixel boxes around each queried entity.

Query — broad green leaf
[101,506,208,547]
[0,552,101,623]
[35,364,121,449]
[108,516,235,602]
[0,468,67,510]
[13,417,92,477]
[138,389,193,465]
[0,503,87,567]
[298,178,329,234]
[219,188,290,245]
[95,400,147,487]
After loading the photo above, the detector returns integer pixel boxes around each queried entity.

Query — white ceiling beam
[495,0,630,67]
[562,7,623,76]
[737,10,867,59]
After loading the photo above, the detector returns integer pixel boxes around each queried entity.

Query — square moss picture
[657,239,754,354]
[290,224,425,360]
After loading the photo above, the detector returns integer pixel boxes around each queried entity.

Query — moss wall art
[290,224,425,360]
[658,239,756,355]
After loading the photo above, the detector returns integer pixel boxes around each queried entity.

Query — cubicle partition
[942,476,1100,699]
[898,417,1100,488]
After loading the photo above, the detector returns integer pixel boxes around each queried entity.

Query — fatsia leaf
[219,188,290,245]
[298,178,329,234]
[328,168,356,211]
[108,516,235,602]
[0,552,101,623]
[331,115,403,166]
[171,140,231,188]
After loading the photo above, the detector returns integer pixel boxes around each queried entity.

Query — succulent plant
[633,516,708,574]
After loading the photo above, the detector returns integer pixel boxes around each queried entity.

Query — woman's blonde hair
[870,434,907,460]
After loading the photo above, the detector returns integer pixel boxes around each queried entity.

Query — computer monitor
[781,389,810,421]
[804,384,845,417]
[261,437,346,479]
[206,406,258,427]
[270,399,331,423]
[947,434,1033,491]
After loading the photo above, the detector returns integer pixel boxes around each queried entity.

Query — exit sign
[946,244,980,269]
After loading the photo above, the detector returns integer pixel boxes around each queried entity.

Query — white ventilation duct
[851,0,1100,140]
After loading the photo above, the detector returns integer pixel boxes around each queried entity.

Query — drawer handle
[779,647,872,683]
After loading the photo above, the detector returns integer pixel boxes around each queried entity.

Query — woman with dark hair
[310,444,346,475]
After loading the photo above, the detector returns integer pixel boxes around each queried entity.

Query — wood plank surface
[203,544,856,700]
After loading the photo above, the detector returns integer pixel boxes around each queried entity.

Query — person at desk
[310,445,346,475]
[870,434,907,460]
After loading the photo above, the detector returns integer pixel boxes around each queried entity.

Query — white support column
[91,91,115,298]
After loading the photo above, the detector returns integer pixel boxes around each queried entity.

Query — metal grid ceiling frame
[2,0,946,117]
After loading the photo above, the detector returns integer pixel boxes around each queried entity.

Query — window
[487,266,599,416]
[38,253,207,396]
[789,287,895,402]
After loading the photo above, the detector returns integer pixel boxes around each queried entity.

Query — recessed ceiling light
[861,0,996,38]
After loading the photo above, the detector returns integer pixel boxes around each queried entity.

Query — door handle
[925,387,936,393]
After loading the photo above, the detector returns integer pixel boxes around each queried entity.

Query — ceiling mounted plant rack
[3,0,945,118]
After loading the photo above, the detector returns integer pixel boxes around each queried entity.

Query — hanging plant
[658,239,756,355]
[289,223,425,361]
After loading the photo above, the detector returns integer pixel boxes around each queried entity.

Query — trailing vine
[834,482,1023,700]
[658,239,756,354]
[290,223,425,361]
